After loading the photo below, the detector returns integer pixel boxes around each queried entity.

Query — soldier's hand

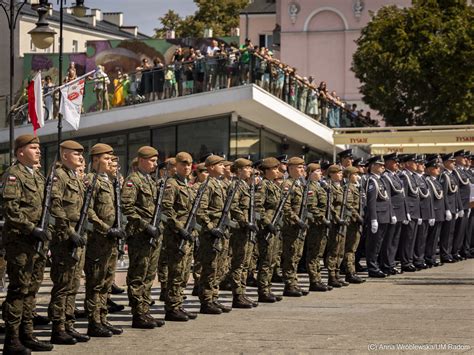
[390,216,397,225]
[145,224,160,239]
[296,218,308,231]
[246,223,259,233]
[322,218,331,226]
[356,216,364,224]
[210,228,223,239]
[445,210,452,221]
[69,231,86,248]
[370,220,378,234]
[428,219,435,227]
[31,227,51,243]
[178,228,191,241]
[107,228,126,240]
[266,223,277,235]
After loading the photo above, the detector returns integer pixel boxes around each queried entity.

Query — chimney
[121,26,138,37]
[81,15,97,27]
[103,12,123,27]
[65,7,73,15]
[90,8,102,21]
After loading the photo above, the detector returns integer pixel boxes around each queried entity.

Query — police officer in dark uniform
[338,149,353,169]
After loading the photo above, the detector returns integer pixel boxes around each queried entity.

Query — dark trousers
[453,212,468,256]
[425,222,442,264]
[365,223,388,273]
[439,219,455,261]
[379,222,402,271]
[413,221,429,266]
[399,221,418,267]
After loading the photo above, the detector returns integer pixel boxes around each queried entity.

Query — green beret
[137,146,158,159]
[327,165,342,175]
[15,134,40,151]
[165,157,176,166]
[223,160,233,167]
[196,163,207,172]
[175,152,193,164]
[287,156,305,166]
[343,166,359,178]
[60,140,84,152]
[307,163,321,173]
[261,157,280,169]
[205,154,225,167]
[89,143,113,156]
[233,158,252,169]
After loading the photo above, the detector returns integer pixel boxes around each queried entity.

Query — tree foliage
[154,0,248,39]
[352,0,474,125]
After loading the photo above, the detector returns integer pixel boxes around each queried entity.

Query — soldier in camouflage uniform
[2,135,54,354]
[196,155,232,314]
[84,144,125,337]
[255,157,283,303]
[281,156,309,297]
[342,167,366,284]
[49,140,90,344]
[305,163,333,292]
[229,158,259,308]
[121,146,165,329]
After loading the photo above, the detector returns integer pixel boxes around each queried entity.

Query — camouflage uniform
[49,164,86,332]
[343,182,362,275]
[121,170,160,317]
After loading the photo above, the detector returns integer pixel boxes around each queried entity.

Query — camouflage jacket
[282,177,304,226]
[231,179,250,228]
[307,180,327,225]
[162,175,194,233]
[197,176,226,232]
[255,178,281,228]
[88,173,115,235]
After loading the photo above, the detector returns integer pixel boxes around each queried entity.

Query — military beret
[287,156,305,166]
[233,158,252,169]
[199,153,214,163]
[137,146,158,159]
[337,149,353,159]
[131,157,138,167]
[320,160,331,170]
[276,154,289,164]
[89,143,112,155]
[165,157,176,166]
[400,154,416,163]
[175,152,193,164]
[223,160,233,167]
[453,149,466,158]
[383,152,399,162]
[15,134,40,151]
[205,154,225,167]
[158,162,167,170]
[343,166,359,178]
[261,157,280,169]
[327,165,342,175]
[196,163,207,172]
[441,153,455,162]
[367,155,384,165]
[307,163,321,173]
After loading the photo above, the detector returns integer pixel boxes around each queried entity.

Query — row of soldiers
[1,135,473,354]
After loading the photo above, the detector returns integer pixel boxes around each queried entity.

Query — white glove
[417,218,422,226]
[468,209,472,218]
[445,210,452,221]
[402,219,409,225]
[458,210,464,218]
[407,213,411,222]
[391,216,397,224]
[455,213,459,220]
[428,219,435,227]
[371,220,378,234]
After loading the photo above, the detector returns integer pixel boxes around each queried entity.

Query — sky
[56,0,198,36]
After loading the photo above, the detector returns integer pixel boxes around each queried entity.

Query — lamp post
[0,0,27,164]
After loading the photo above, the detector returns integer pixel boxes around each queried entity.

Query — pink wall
[239,14,277,46]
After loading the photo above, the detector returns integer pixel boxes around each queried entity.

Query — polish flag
[27,71,44,134]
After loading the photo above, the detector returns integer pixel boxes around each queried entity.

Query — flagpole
[57,0,64,154]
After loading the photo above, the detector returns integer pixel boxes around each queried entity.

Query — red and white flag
[27,71,44,134]
[60,78,85,130]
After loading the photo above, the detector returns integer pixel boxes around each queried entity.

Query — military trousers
[192,235,202,285]
[281,226,305,288]
[229,230,252,295]
[425,222,442,265]
[439,219,455,260]
[126,233,161,316]
[257,232,276,295]
[272,234,282,275]
[453,212,469,256]
[163,230,193,311]
[325,225,345,278]
[379,222,402,271]
[365,223,388,273]
[399,220,418,267]
[3,241,47,337]
[157,243,168,286]
[84,233,118,324]
[198,232,229,304]
[413,221,429,267]
[342,223,361,275]
[181,242,194,290]
[306,224,328,284]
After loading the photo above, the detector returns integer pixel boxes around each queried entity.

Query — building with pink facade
[240,0,411,114]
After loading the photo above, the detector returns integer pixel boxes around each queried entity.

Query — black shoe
[441,258,454,263]
[246,275,258,287]
[296,287,310,296]
[87,322,113,337]
[213,301,232,313]
[180,308,198,320]
[232,295,253,309]
[338,279,349,287]
[32,314,50,326]
[66,327,90,342]
[132,315,156,329]
[345,274,366,284]
[200,303,222,315]
[107,298,125,313]
[391,267,403,275]
[309,282,331,291]
[355,263,367,273]
[145,314,165,327]
[102,321,123,335]
[111,283,125,294]
[432,261,441,267]
[270,292,283,301]
[73,308,86,319]
[165,309,189,322]
[258,293,277,303]
[453,254,463,261]
[283,287,303,297]
[4,336,32,355]
[192,284,199,296]
[159,288,168,302]
[414,263,428,270]
[401,265,416,272]
[328,278,343,288]
[368,270,386,278]
[271,273,284,283]
[243,295,258,307]
[20,335,54,352]
[50,331,77,345]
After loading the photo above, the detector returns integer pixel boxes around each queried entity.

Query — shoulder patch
[308,190,314,196]
[284,186,289,191]
[8,176,16,182]
[368,182,375,191]
[53,176,58,182]
[126,181,134,187]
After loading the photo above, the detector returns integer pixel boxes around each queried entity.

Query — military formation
[1,135,473,354]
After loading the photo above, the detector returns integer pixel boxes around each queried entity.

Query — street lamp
[28,1,56,49]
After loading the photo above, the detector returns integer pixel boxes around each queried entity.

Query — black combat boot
[191,284,199,296]
[144,313,165,327]
[246,274,258,287]
[132,315,156,329]
[345,274,366,284]
[243,295,258,307]
[50,322,77,345]
[213,300,232,313]
[107,298,125,313]
[328,277,343,288]
[32,313,50,326]
[309,282,332,292]
[73,308,86,319]
[180,307,198,320]
[4,335,32,355]
[159,287,168,302]
[87,322,113,337]
[102,321,123,335]
[110,283,125,294]
[232,295,253,309]
[20,334,54,352]
[258,293,277,303]
[283,286,302,297]
[165,309,189,322]
[219,278,232,291]
[65,325,90,343]
[269,292,283,301]
[199,302,222,315]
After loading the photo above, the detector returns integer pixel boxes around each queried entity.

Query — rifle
[72,172,98,261]
[113,165,125,256]
[337,180,350,237]
[212,177,241,252]
[36,161,57,258]
[248,170,258,245]
[149,175,168,247]
[263,179,297,244]
[178,176,210,255]
[324,180,332,238]
[296,177,311,241]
